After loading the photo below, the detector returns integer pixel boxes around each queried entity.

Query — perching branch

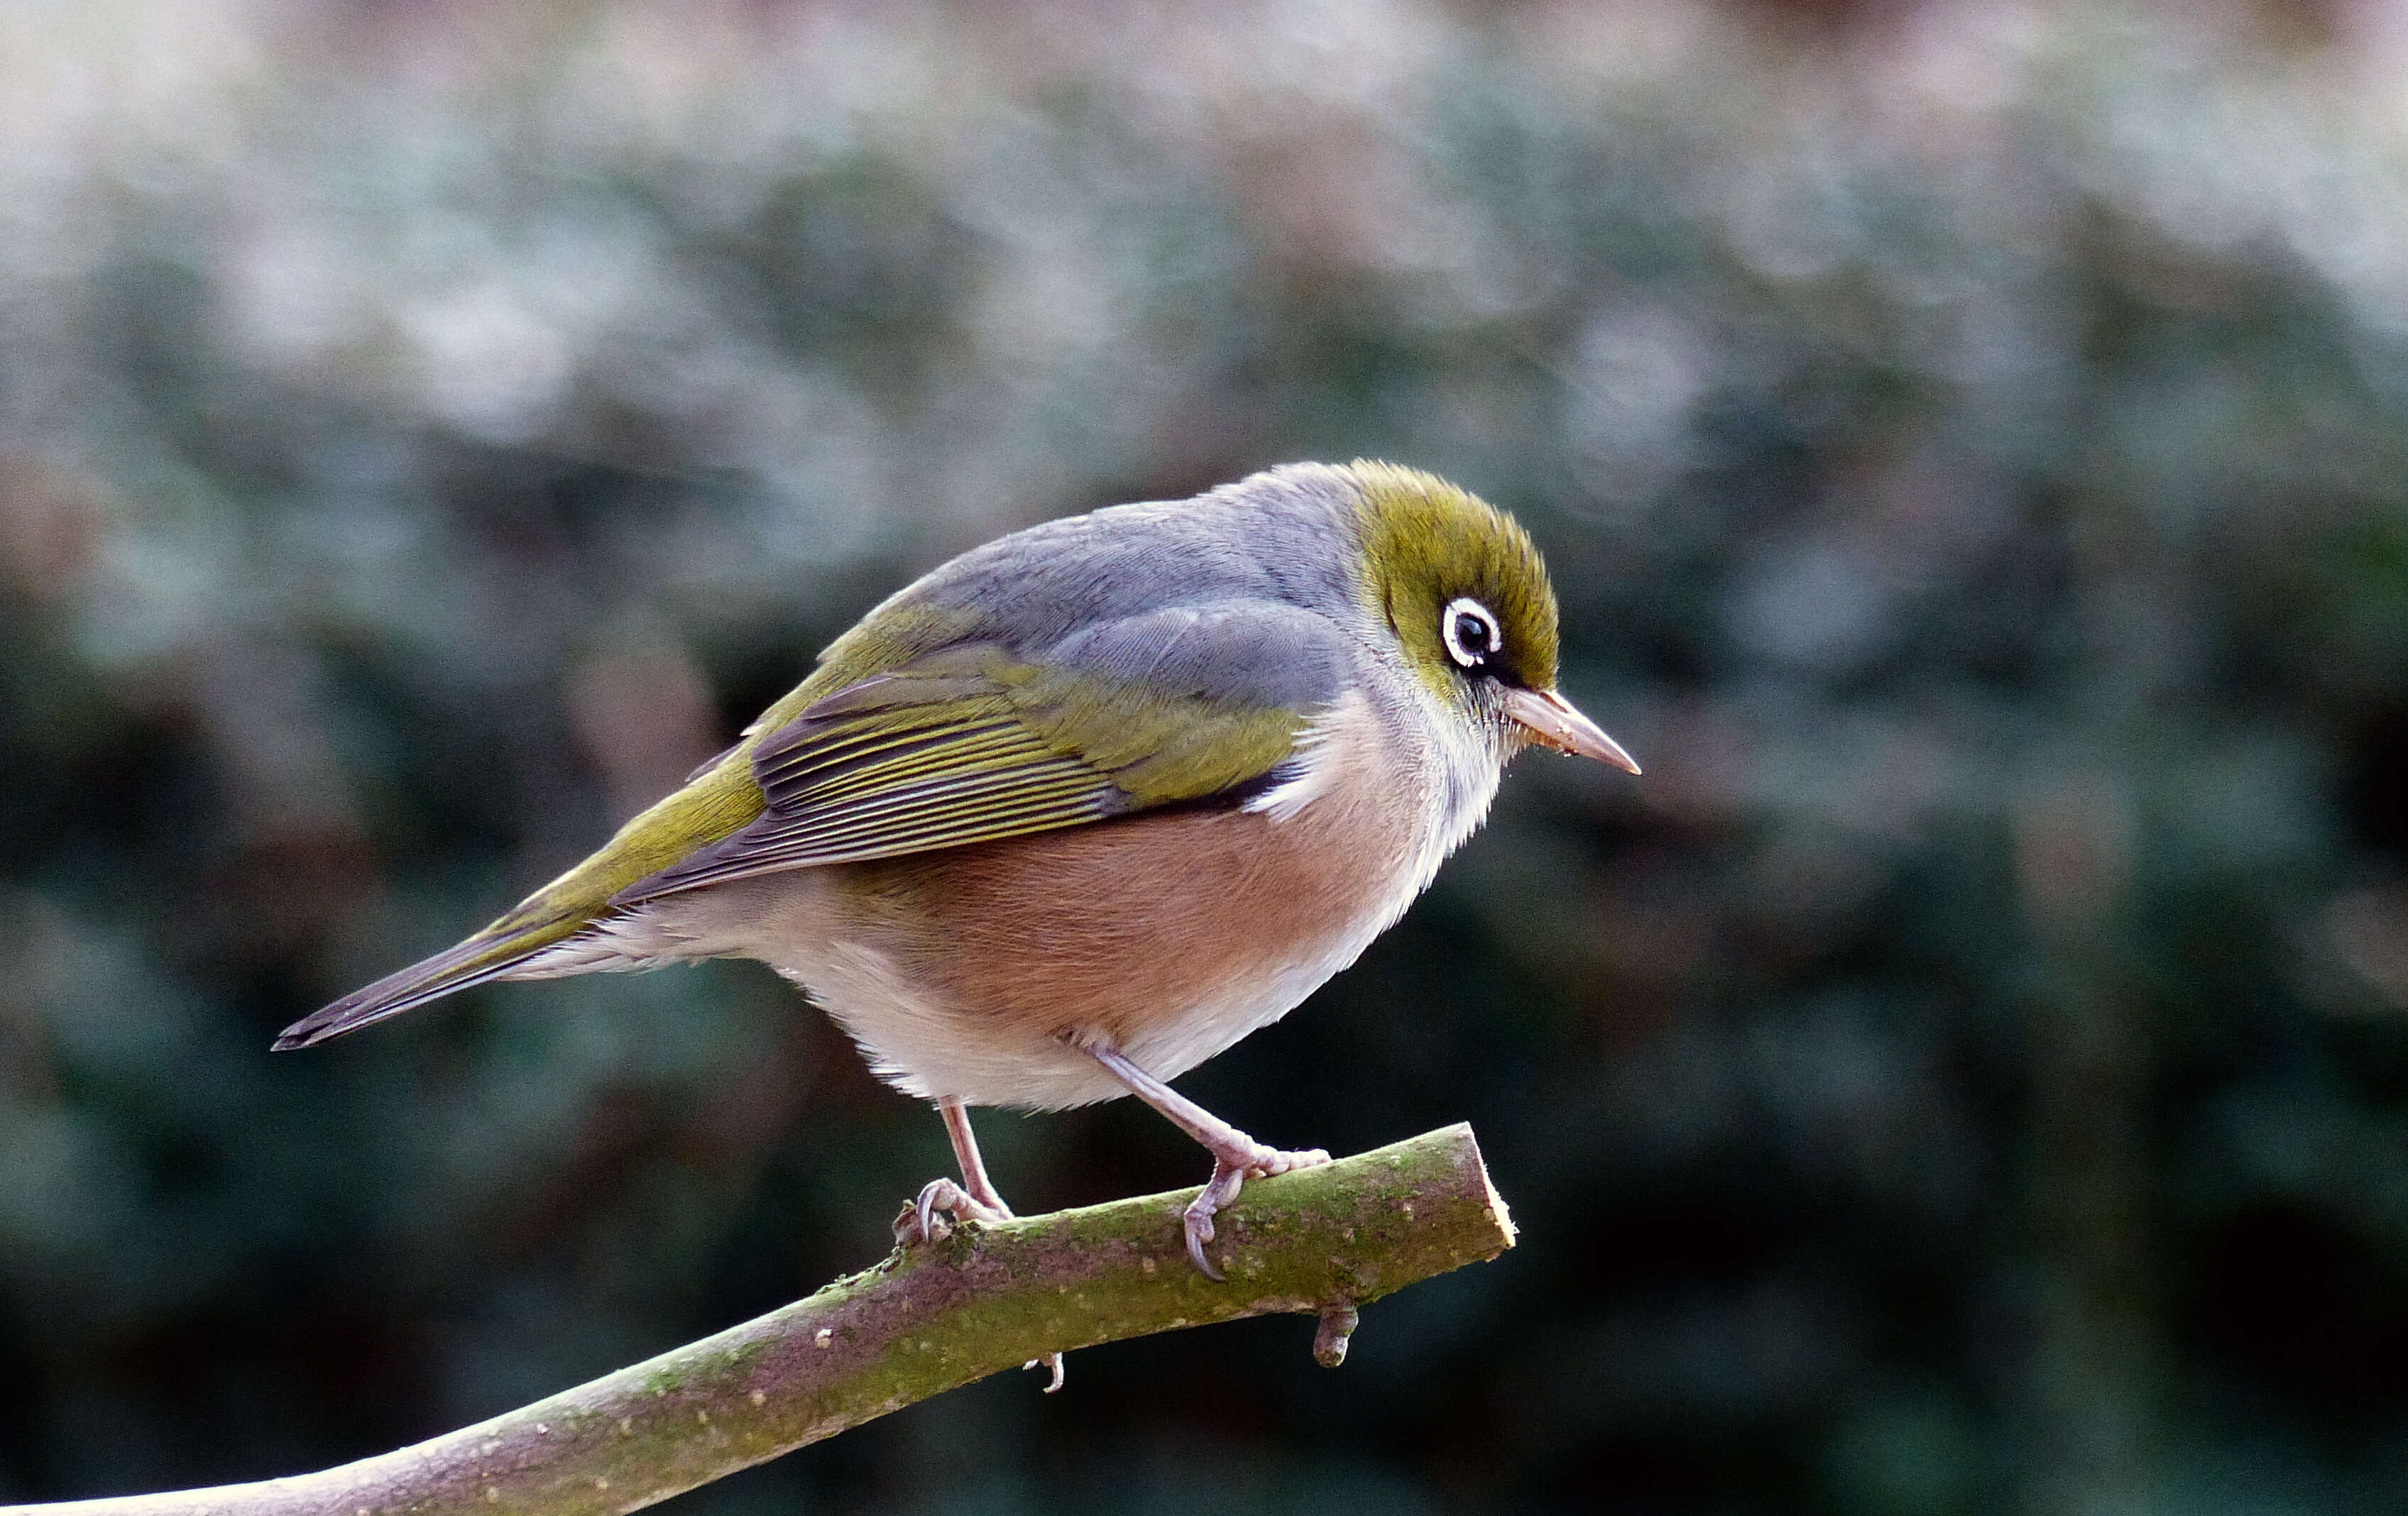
[33,1124,1514,1516]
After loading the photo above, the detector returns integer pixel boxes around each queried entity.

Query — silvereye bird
[276,461,1638,1284]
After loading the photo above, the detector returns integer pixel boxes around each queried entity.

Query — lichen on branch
[33,1123,1514,1516]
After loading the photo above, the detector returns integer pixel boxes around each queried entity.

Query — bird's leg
[941,1096,1014,1216]
[905,1097,1065,1391]
[1080,1045,1330,1280]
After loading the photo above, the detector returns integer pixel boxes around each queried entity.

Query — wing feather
[614,607,1352,905]
[613,694,1131,901]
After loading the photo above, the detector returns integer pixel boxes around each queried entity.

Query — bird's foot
[896,1177,1013,1247]
[1066,1043,1330,1280]
[1181,1140,1332,1280]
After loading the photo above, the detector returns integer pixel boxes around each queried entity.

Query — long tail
[272,906,589,1050]
[276,740,771,1050]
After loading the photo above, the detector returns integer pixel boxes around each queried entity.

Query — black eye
[1440,597,1501,671]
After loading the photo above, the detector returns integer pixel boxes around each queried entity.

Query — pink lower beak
[1502,688,1641,774]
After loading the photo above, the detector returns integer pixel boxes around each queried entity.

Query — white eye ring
[1440,597,1501,670]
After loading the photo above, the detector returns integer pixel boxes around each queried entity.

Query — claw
[1182,1161,1242,1280]
[1179,1146,1331,1280]
[913,1180,944,1244]
[1184,1212,1221,1280]
[899,1177,1008,1247]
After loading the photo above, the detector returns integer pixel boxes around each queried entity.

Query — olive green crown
[1343,461,1560,697]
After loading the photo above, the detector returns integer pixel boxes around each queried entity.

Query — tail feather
[273,913,587,1050]
[277,737,770,1051]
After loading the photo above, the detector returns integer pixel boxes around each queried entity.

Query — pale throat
[1244,680,1505,879]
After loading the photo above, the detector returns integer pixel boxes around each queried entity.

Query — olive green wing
[613,604,1346,903]
[273,601,1348,1049]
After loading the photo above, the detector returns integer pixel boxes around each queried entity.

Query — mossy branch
[31,1124,1514,1516]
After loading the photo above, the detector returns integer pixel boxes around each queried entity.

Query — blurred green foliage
[6,1,2408,1511]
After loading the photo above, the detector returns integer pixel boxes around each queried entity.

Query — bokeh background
[6,0,2408,1510]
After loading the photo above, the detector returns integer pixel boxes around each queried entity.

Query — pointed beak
[1503,688,1641,774]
